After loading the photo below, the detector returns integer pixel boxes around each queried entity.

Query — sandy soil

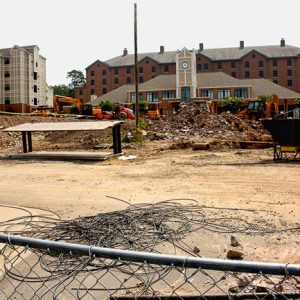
[0,142,299,263]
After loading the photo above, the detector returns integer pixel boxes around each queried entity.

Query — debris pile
[146,103,272,143]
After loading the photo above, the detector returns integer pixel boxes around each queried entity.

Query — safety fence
[0,233,299,299]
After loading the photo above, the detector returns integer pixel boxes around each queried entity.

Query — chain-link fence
[0,233,299,299]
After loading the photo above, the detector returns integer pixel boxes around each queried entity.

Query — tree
[67,70,85,89]
[295,97,300,106]
[258,94,273,101]
[52,84,74,97]
[221,97,245,113]
[99,100,114,111]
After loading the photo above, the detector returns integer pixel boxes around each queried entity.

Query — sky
[1,0,300,86]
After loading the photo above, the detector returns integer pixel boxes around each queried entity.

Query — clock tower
[176,47,197,101]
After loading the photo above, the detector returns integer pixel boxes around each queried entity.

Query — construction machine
[53,95,83,114]
[81,103,135,120]
[239,95,279,120]
[147,103,160,119]
[53,96,134,120]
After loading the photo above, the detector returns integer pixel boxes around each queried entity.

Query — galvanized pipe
[0,232,299,276]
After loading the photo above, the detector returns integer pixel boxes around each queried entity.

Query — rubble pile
[146,103,272,143]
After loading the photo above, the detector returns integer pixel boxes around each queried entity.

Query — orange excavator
[239,94,279,120]
[53,95,82,114]
[53,95,135,120]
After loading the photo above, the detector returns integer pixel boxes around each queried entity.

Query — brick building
[91,47,299,117]
[0,45,48,113]
[76,39,300,103]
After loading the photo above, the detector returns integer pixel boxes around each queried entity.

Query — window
[231,72,236,78]
[218,89,230,99]
[234,88,248,98]
[245,71,250,78]
[151,66,156,73]
[139,67,143,73]
[273,70,278,77]
[126,67,131,74]
[252,53,256,58]
[91,80,95,86]
[114,68,118,75]
[4,58,10,64]
[287,80,292,87]
[102,69,107,76]
[114,78,119,84]
[34,72,38,80]
[203,63,208,70]
[102,78,107,85]
[91,70,95,76]
[258,61,264,68]
[126,77,131,84]
[200,89,214,99]
[91,89,95,95]
[139,76,143,83]
[164,65,169,73]
[147,92,158,102]
[34,85,38,93]
[79,90,83,96]
[145,60,149,64]
[244,61,250,68]
[231,62,236,68]
[273,80,278,84]
[272,59,277,67]
[34,98,38,106]
[102,88,107,94]
[131,93,143,101]
[197,64,202,71]
[259,70,264,77]
[162,91,175,99]
[287,69,292,76]
[217,62,223,69]
[96,63,100,67]
[36,62,38,67]
[5,97,10,104]
[181,87,191,101]
[4,71,10,78]
[287,58,292,66]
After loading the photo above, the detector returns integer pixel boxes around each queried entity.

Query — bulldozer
[239,94,279,120]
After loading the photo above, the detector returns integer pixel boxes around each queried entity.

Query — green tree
[67,70,86,89]
[99,100,114,111]
[132,100,148,113]
[258,94,273,101]
[221,97,245,113]
[52,84,74,97]
[295,97,300,106]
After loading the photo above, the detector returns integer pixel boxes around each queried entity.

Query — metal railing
[0,233,299,299]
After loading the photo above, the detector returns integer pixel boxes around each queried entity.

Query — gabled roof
[198,45,300,61]
[0,45,38,56]
[242,79,300,99]
[104,50,177,67]
[102,44,300,67]
[90,84,134,106]
[85,59,110,70]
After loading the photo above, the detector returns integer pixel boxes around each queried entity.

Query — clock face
[182,62,189,69]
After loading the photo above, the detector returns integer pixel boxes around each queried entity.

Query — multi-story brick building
[76,39,300,103]
[0,45,48,113]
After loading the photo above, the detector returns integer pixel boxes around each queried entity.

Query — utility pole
[134,3,139,132]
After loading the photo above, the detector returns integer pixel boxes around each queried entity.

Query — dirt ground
[0,139,299,264]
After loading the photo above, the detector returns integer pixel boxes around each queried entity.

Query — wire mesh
[0,235,299,300]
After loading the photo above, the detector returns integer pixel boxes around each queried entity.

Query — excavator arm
[53,95,82,113]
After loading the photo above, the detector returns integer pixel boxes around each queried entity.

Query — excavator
[53,95,82,114]
[53,95,135,120]
[239,94,279,120]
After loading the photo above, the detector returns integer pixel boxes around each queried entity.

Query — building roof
[91,72,299,105]
[105,51,176,67]
[91,84,134,106]
[0,45,38,56]
[103,44,300,67]
[242,79,300,99]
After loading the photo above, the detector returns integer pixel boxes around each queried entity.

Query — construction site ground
[0,111,300,265]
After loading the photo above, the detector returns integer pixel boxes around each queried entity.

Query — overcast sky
[1,0,299,86]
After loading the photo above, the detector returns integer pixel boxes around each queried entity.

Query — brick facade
[77,41,300,103]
